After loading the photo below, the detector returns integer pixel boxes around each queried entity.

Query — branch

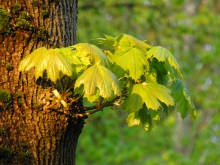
[74,94,126,118]
[83,94,126,111]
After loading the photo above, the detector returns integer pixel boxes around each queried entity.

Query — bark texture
[0,0,84,164]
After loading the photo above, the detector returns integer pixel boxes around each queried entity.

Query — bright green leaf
[84,89,100,103]
[113,47,149,80]
[146,46,183,77]
[60,47,91,73]
[126,83,174,111]
[18,47,47,71]
[74,64,121,100]
[71,43,110,67]
[97,33,151,51]
[19,48,75,83]
[171,79,196,118]
[116,33,151,51]
[126,107,154,131]
[96,34,116,49]
[126,112,141,127]
[123,93,143,112]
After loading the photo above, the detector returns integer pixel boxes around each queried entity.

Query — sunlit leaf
[84,89,100,103]
[123,93,143,112]
[126,107,154,131]
[146,46,183,77]
[74,64,121,100]
[113,47,149,80]
[19,48,75,83]
[116,33,151,51]
[96,34,116,49]
[18,47,47,71]
[170,79,196,118]
[124,83,174,111]
[97,33,151,51]
[126,112,141,127]
[60,47,91,73]
[71,43,110,67]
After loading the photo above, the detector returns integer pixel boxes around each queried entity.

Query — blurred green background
[76,0,220,164]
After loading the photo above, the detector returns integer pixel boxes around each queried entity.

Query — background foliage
[76,0,220,164]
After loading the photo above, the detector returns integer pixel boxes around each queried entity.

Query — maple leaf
[59,47,91,73]
[18,47,76,83]
[170,79,196,118]
[116,33,151,51]
[123,82,174,111]
[113,47,149,80]
[74,64,121,101]
[146,46,183,78]
[71,43,110,67]
[96,33,151,51]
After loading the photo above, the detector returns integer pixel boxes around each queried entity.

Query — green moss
[0,146,14,160]
[19,151,32,164]
[5,63,13,71]
[37,26,47,39]
[15,11,32,30]
[10,3,22,14]
[15,92,23,105]
[0,90,12,110]
[20,142,28,148]
[31,0,41,7]
[41,10,49,18]
[0,128,5,134]
[0,90,11,103]
[15,92,22,98]
[16,18,31,30]
[0,7,11,34]
[20,11,31,20]
[33,104,42,109]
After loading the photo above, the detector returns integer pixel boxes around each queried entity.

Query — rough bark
[0,0,84,164]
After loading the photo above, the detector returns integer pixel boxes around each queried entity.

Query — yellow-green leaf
[113,47,149,80]
[146,46,183,77]
[71,43,110,67]
[124,83,174,111]
[74,64,121,100]
[19,48,75,83]
[116,33,151,51]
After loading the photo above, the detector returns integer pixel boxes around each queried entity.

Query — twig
[74,95,124,118]
[83,95,121,111]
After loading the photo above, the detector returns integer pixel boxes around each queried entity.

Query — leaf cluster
[18,33,196,131]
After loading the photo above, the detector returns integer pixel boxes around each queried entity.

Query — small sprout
[6,63,13,71]
[10,3,22,14]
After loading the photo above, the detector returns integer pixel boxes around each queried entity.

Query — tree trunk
[0,0,84,164]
